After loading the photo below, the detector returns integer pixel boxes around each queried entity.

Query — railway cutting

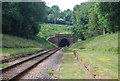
[0,47,62,81]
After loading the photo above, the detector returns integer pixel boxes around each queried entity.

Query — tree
[72,3,93,39]
[2,2,47,38]
[97,2,120,33]
[71,2,120,39]
[62,9,73,25]
[45,5,73,25]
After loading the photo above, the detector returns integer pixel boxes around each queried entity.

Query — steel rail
[0,47,62,81]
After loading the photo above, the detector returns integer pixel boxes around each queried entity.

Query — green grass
[55,52,88,79]
[62,33,118,79]
[1,48,41,59]
[70,33,118,53]
[0,63,9,68]
[1,34,56,61]
[2,34,56,49]
[47,70,54,75]
[2,48,40,55]
[76,50,118,79]
[38,24,73,39]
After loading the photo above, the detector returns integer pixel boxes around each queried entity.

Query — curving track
[0,47,62,81]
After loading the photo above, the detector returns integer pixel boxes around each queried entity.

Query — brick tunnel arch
[58,38,70,47]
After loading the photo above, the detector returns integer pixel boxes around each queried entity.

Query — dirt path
[73,51,97,79]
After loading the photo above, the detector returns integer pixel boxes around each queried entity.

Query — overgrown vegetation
[70,33,118,54]
[1,34,56,61]
[38,24,73,39]
[2,2,47,38]
[72,2,120,39]
[45,5,73,25]
[2,2,119,40]
[1,48,41,60]
[63,33,118,79]
[2,34,55,49]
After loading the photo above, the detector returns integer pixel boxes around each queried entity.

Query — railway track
[0,47,62,81]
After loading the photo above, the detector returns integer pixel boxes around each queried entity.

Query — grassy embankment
[1,24,72,68]
[57,33,118,79]
[1,34,56,66]
[38,24,73,39]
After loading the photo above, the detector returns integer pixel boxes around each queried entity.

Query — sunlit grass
[38,24,73,38]
[55,53,88,79]
[98,58,112,61]
[71,33,118,54]
[2,34,56,49]
[1,48,41,60]
[63,33,118,79]
[77,50,118,79]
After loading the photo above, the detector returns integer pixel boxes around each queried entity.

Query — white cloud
[42,0,88,11]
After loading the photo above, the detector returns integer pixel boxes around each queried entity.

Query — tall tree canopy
[72,2,120,40]
[45,5,73,25]
[2,2,47,38]
[2,2,119,40]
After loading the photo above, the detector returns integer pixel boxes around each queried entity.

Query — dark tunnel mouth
[58,39,70,47]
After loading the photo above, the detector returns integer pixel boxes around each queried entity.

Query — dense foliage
[72,2,120,39]
[45,5,73,25]
[2,2,47,38]
[2,2,120,41]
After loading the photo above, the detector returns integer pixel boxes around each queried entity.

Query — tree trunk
[103,27,105,35]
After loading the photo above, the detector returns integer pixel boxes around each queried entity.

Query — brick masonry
[48,34,79,46]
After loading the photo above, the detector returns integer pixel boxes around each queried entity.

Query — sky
[42,0,88,11]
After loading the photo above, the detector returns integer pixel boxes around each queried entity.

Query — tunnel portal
[48,34,79,47]
[59,39,70,47]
